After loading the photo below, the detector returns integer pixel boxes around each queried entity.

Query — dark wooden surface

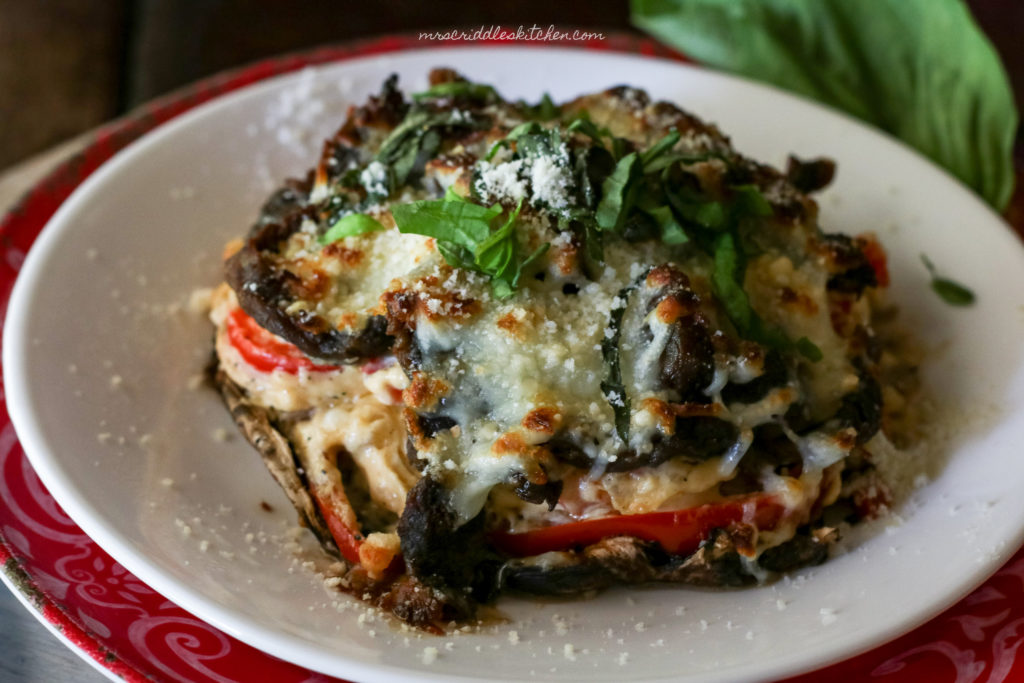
[0,0,631,169]
[0,0,126,169]
[2,0,1016,171]
[125,0,631,103]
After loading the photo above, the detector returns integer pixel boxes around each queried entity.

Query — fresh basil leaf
[567,116,611,143]
[574,145,616,210]
[485,122,544,160]
[338,167,363,188]
[376,109,433,164]
[506,122,546,143]
[730,184,773,218]
[921,254,976,306]
[640,130,681,171]
[644,205,689,245]
[514,243,551,288]
[444,185,471,203]
[376,107,480,185]
[519,92,561,120]
[392,195,543,299]
[641,153,687,175]
[437,241,476,270]
[668,185,727,230]
[490,279,515,300]
[475,201,522,279]
[931,278,976,306]
[631,0,1018,209]
[601,280,644,442]
[394,126,441,187]
[596,152,642,231]
[319,213,386,244]
[643,151,722,174]
[666,178,770,232]
[483,143,506,162]
[712,233,821,360]
[515,127,565,161]
[475,201,548,299]
[391,195,498,248]
[584,219,605,262]
[795,336,824,362]
[711,232,753,332]
[566,114,633,160]
[535,93,561,120]
[558,210,605,262]
[412,81,497,101]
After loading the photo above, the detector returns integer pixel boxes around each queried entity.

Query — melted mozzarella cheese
[211,285,417,517]
[220,86,881,548]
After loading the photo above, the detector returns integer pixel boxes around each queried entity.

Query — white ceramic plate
[6,47,1024,683]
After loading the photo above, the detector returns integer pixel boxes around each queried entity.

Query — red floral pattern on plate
[1,33,1023,683]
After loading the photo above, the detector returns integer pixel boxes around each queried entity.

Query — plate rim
[2,38,1022,683]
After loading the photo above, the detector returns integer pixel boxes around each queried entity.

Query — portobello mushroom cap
[224,182,394,364]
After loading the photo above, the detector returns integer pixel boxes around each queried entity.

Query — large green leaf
[632,0,1018,210]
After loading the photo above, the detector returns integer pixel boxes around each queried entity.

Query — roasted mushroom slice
[214,369,336,551]
[500,524,837,597]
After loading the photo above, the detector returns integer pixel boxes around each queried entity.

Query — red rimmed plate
[2,34,1024,683]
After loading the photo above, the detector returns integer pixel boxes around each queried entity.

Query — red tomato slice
[860,235,890,288]
[226,308,340,374]
[313,494,363,565]
[360,356,396,374]
[490,495,786,557]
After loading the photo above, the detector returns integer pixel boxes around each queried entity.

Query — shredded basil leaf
[506,122,543,141]
[319,213,385,244]
[644,205,689,245]
[485,121,564,163]
[566,114,633,160]
[376,107,481,186]
[485,121,544,160]
[730,184,773,219]
[412,81,497,101]
[567,116,612,143]
[668,188,727,231]
[601,279,645,442]
[519,92,562,120]
[712,233,822,360]
[640,130,681,172]
[391,191,546,299]
[921,254,976,306]
[514,127,565,161]
[391,188,498,245]
[631,0,1018,210]
[641,151,718,174]
[596,152,642,231]
[931,279,976,307]
[795,337,824,362]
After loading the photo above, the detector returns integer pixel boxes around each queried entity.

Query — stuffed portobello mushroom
[209,69,913,631]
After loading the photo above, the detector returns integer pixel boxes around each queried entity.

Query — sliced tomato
[860,235,890,288]
[360,356,396,374]
[312,494,363,565]
[226,308,340,374]
[490,495,786,557]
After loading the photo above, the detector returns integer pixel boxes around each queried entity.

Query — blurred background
[0,0,1020,171]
